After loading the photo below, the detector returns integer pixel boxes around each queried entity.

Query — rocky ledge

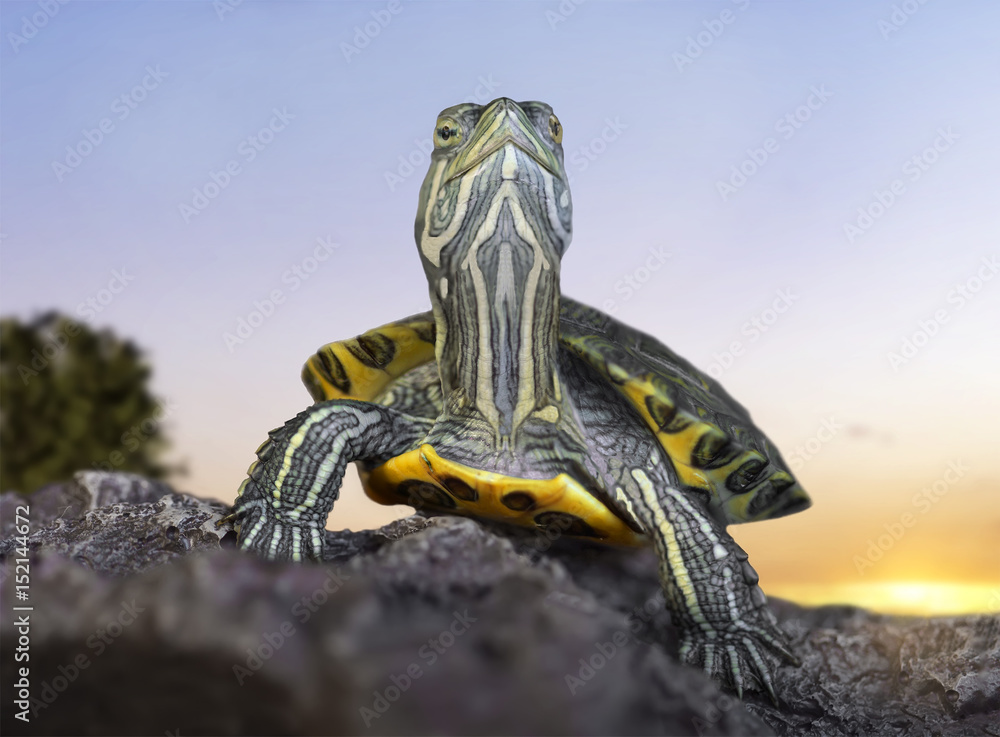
[1,472,997,736]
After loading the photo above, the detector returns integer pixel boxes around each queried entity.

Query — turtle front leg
[620,460,798,703]
[230,399,430,562]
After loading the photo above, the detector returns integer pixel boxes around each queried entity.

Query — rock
[0,471,173,539]
[0,472,228,576]
[1,473,997,736]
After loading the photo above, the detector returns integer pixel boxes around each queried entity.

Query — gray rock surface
[1,473,997,736]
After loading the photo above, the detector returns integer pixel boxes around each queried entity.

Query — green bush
[0,313,173,494]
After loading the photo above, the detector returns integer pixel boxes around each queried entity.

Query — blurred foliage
[0,313,173,494]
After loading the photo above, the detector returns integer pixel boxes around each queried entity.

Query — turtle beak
[444,98,563,184]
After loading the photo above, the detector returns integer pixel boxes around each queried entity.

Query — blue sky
[2,0,998,607]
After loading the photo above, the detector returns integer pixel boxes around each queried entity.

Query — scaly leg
[230,399,431,561]
[618,455,798,703]
[559,348,797,702]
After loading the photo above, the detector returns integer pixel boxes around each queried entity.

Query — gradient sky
[2,0,998,613]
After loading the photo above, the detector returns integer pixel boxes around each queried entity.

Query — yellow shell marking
[360,444,646,547]
[302,317,436,403]
[562,333,807,524]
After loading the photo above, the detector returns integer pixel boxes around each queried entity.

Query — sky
[2,0,998,615]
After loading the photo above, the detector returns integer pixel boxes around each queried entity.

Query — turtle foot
[679,613,797,705]
[230,484,325,563]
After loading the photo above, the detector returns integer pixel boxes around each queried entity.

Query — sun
[768,581,1000,616]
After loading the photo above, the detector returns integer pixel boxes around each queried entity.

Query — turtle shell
[558,297,811,525]
[302,298,810,528]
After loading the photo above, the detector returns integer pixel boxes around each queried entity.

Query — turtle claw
[679,620,794,705]
[230,485,325,563]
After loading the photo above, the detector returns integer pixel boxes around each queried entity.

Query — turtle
[228,97,811,701]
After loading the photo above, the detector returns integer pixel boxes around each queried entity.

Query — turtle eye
[434,117,463,148]
[548,114,563,144]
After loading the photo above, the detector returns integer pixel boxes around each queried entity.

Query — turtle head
[413,99,574,441]
[414,98,572,277]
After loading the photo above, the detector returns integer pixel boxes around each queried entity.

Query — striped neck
[431,196,563,442]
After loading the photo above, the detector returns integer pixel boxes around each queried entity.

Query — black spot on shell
[771,494,810,517]
[502,492,536,511]
[770,474,797,493]
[414,323,436,344]
[317,349,352,393]
[726,458,767,493]
[347,332,396,369]
[746,474,802,518]
[690,430,738,469]
[645,395,689,434]
[534,511,598,538]
[302,369,326,401]
[397,480,456,509]
[443,477,478,502]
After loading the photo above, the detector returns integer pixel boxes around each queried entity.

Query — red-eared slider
[229,98,811,701]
